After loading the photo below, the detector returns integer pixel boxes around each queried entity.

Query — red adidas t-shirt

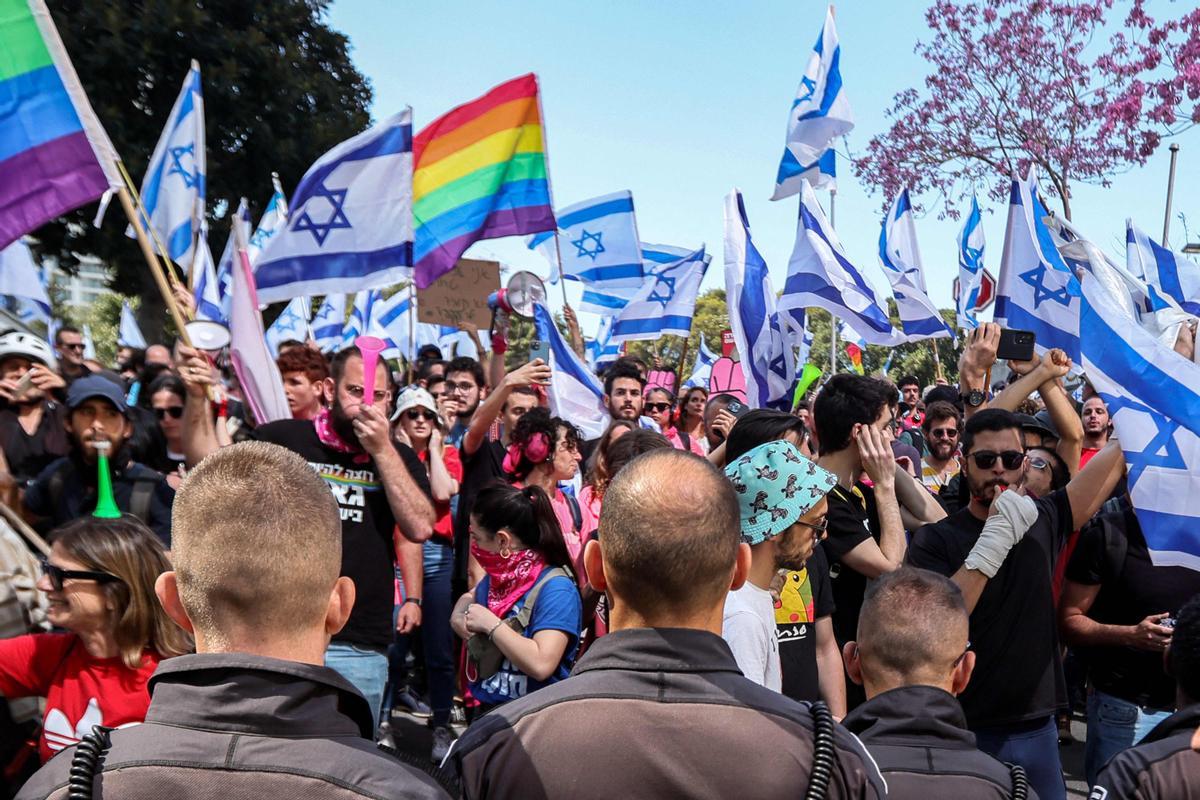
[0,633,160,762]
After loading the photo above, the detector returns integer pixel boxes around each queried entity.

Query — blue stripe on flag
[555,196,635,229]
[294,122,413,204]
[255,243,414,290]
[570,262,643,283]
[609,315,694,336]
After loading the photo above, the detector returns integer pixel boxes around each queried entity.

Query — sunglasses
[1027,455,1051,471]
[930,427,958,439]
[968,450,1025,470]
[645,402,673,413]
[793,518,829,535]
[404,409,437,422]
[154,406,184,420]
[40,557,119,592]
[61,343,86,352]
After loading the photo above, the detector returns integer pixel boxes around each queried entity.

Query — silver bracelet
[486,620,504,640]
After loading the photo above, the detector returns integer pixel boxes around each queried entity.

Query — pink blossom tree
[855,0,1164,220]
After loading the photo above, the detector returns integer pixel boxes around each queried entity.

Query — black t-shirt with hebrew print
[253,419,431,649]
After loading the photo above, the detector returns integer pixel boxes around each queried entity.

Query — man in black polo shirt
[813,374,946,709]
[179,344,435,729]
[1059,496,1200,786]
[906,408,1127,800]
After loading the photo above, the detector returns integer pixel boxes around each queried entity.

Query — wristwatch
[403,597,422,607]
[961,388,986,408]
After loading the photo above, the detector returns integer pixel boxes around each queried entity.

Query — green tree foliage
[32,0,372,337]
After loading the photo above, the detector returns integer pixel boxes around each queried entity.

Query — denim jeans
[974,715,1066,800]
[1085,689,1173,786]
[388,539,456,727]
[325,641,388,732]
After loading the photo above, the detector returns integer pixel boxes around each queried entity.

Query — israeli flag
[610,246,708,343]
[255,110,414,304]
[213,200,252,322]
[0,241,52,319]
[132,61,205,271]
[118,301,147,349]
[994,170,1081,362]
[641,241,711,274]
[724,190,795,410]
[193,239,223,323]
[247,180,290,268]
[265,297,312,357]
[957,196,986,330]
[527,191,644,315]
[780,181,903,346]
[684,332,718,389]
[776,147,838,200]
[533,302,608,439]
[311,294,347,353]
[1080,247,1200,569]
[771,7,853,201]
[1127,223,1200,317]
[878,189,952,341]
[81,325,97,361]
[585,316,620,370]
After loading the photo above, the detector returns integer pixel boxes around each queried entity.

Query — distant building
[46,253,110,309]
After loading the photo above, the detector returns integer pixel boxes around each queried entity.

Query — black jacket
[16,653,448,800]
[1092,702,1200,799]
[842,685,1036,799]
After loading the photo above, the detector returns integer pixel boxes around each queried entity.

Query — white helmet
[0,331,58,371]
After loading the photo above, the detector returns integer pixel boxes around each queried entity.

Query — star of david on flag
[526,190,644,315]
[129,60,205,271]
[1079,242,1200,570]
[609,246,707,343]
[994,168,1080,363]
[255,109,414,304]
[878,188,952,341]
[957,196,986,331]
[265,297,312,357]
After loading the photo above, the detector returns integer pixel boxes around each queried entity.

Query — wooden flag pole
[408,283,417,385]
[552,234,569,307]
[931,339,945,382]
[114,160,188,297]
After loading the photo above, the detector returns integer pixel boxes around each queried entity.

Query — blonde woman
[0,516,189,762]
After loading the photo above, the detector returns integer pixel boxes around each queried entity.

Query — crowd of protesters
[0,317,1196,799]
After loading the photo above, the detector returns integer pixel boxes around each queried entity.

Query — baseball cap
[66,375,128,416]
[724,441,837,545]
[390,385,440,423]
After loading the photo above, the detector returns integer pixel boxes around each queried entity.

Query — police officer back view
[842,567,1036,799]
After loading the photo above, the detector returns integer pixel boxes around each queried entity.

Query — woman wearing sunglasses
[0,516,189,763]
[147,374,187,488]
[643,386,705,456]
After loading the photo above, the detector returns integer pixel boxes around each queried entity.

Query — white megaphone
[487,271,546,337]
[184,319,231,351]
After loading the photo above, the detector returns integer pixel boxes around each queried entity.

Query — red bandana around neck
[313,408,370,464]
[470,542,548,618]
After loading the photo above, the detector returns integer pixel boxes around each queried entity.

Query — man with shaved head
[841,567,1035,798]
[451,449,885,799]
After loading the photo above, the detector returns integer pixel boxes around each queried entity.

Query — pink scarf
[470,542,548,617]
[313,408,370,464]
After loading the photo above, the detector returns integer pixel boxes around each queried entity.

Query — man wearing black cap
[22,375,174,543]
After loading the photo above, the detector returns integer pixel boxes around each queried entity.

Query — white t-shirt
[722,582,781,692]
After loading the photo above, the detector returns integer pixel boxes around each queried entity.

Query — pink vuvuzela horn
[355,335,387,406]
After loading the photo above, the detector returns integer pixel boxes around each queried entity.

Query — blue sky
[328,0,1200,331]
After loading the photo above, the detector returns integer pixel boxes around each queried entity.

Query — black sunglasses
[404,408,437,421]
[61,343,86,352]
[40,557,119,592]
[968,450,1025,470]
[645,402,673,413]
[930,427,958,439]
[154,406,184,420]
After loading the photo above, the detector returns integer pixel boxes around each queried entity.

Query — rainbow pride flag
[412,73,556,289]
[0,0,122,250]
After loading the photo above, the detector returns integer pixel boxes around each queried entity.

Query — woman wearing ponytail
[501,408,587,561]
[451,482,581,717]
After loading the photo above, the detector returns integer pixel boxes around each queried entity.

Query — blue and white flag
[255,110,414,304]
[878,189,952,341]
[247,178,289,268]
[212,200,252,322]
[118,301,147,349]
[775,147,837,200]
[193,233,224,323]
[1127,223,1200,317]
[131,61,205,271]
[81,325,97,361]
[311,294,347,353]
[780,181,903,346]
[957,196,986,330]
[724,190,795,410]
[533,302,608,439]
[641,241,711,275]
[585,316,620,370]
[265,297,312,357]
[994,170,1081,362]
[0,240,52,320]
[1080,246,1200,570]
[771,7,853,201]
[527,191,643,315]
[610,246,708,343]
[684,332,718,389]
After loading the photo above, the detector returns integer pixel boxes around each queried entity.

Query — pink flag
[229,208,290,423]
